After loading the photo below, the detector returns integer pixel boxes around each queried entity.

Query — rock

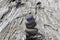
[25,13,36,29]
[9,0,16,2]
[37,1,41,5]
[25,28,38,36]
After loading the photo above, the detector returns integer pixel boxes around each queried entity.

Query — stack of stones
[25,13,38,40]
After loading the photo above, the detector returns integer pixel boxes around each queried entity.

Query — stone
[9,0,16,3]
[37,1,41,5]
[25,28,38,36]
[25,13,36,29]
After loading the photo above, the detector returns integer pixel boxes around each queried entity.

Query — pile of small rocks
[25,13,45,40]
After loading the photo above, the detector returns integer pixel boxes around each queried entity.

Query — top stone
[25,13,33,21]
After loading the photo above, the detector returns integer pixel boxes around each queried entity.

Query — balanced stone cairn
[25,13,45,40]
